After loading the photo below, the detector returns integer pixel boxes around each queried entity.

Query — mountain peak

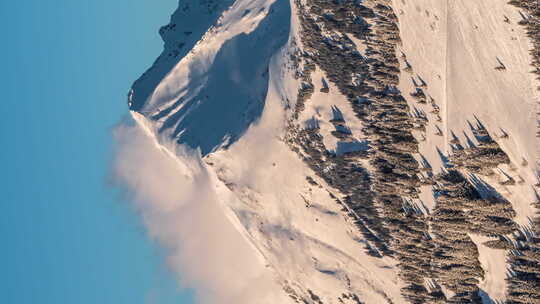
[129,0,540,302]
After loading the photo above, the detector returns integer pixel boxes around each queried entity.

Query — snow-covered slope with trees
[127,0,539,303]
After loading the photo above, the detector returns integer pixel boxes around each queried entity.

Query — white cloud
[110,118,284,304]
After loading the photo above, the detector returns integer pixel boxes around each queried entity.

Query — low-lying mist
[110,117,284,304]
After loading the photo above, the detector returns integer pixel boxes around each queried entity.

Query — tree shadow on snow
[478,289,502,304]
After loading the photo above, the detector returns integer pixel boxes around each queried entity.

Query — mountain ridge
[128,0,540,303]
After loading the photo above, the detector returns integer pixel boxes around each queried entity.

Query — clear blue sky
[0,1,193,303]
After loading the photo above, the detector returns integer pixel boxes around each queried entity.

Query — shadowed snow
[130,0,291,156]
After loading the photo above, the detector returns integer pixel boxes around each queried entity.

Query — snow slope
[395,0,538,217]
[130,0,291,155]
[205,43,406,303]
[126,0,539,303]
[394,0,539,302]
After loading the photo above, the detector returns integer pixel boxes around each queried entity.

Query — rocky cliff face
[129,0,539,303]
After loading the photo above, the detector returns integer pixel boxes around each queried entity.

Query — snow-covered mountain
[127,0,539,303]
